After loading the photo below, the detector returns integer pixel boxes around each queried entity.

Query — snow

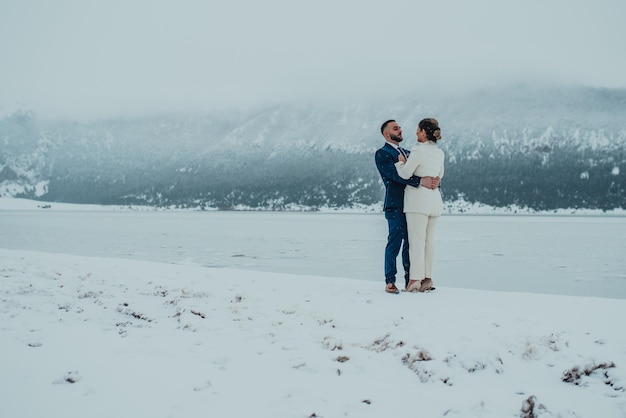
[1,198,626,417]
[2,197,626,216]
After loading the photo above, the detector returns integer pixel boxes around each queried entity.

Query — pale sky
[1,0,625,120]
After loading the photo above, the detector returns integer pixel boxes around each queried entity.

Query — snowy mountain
[1,83,625,210]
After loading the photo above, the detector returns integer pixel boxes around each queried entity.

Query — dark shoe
[385,283,400,294]
[419,278,434,292]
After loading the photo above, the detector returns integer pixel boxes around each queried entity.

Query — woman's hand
[420,176,440,189]
[398,154,406,163]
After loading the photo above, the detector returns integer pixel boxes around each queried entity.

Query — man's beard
[390,134,403,143]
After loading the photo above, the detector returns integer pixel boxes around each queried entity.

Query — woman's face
[416,127,426,142]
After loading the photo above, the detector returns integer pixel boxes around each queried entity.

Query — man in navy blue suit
[375,119,440,293]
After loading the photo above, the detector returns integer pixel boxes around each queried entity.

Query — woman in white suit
[395,118,444,292]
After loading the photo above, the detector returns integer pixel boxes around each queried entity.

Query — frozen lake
[2,210,625,299]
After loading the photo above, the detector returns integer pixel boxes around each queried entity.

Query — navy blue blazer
[375,143,421,211]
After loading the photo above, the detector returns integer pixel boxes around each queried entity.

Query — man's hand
[420,176,440,190]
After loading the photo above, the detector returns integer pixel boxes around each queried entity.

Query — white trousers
[406,213,440,281]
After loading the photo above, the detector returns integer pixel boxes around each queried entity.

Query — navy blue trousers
[384,209,410,286]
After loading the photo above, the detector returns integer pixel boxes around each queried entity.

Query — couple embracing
[374,118,445,294]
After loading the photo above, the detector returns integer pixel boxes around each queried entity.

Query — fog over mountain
[1,83,625,211]
[3,1,626,122]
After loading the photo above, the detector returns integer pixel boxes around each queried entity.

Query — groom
[375,119,439,294]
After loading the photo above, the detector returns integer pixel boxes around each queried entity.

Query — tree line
[31,144,624,211]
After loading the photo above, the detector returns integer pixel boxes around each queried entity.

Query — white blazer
[395,141,445,216]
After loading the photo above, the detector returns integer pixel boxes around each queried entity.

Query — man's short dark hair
[380,119,395,135]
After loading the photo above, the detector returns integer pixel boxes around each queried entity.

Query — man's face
[385,122,403,143]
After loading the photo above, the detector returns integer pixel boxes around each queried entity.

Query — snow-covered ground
[1,198,625,417]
